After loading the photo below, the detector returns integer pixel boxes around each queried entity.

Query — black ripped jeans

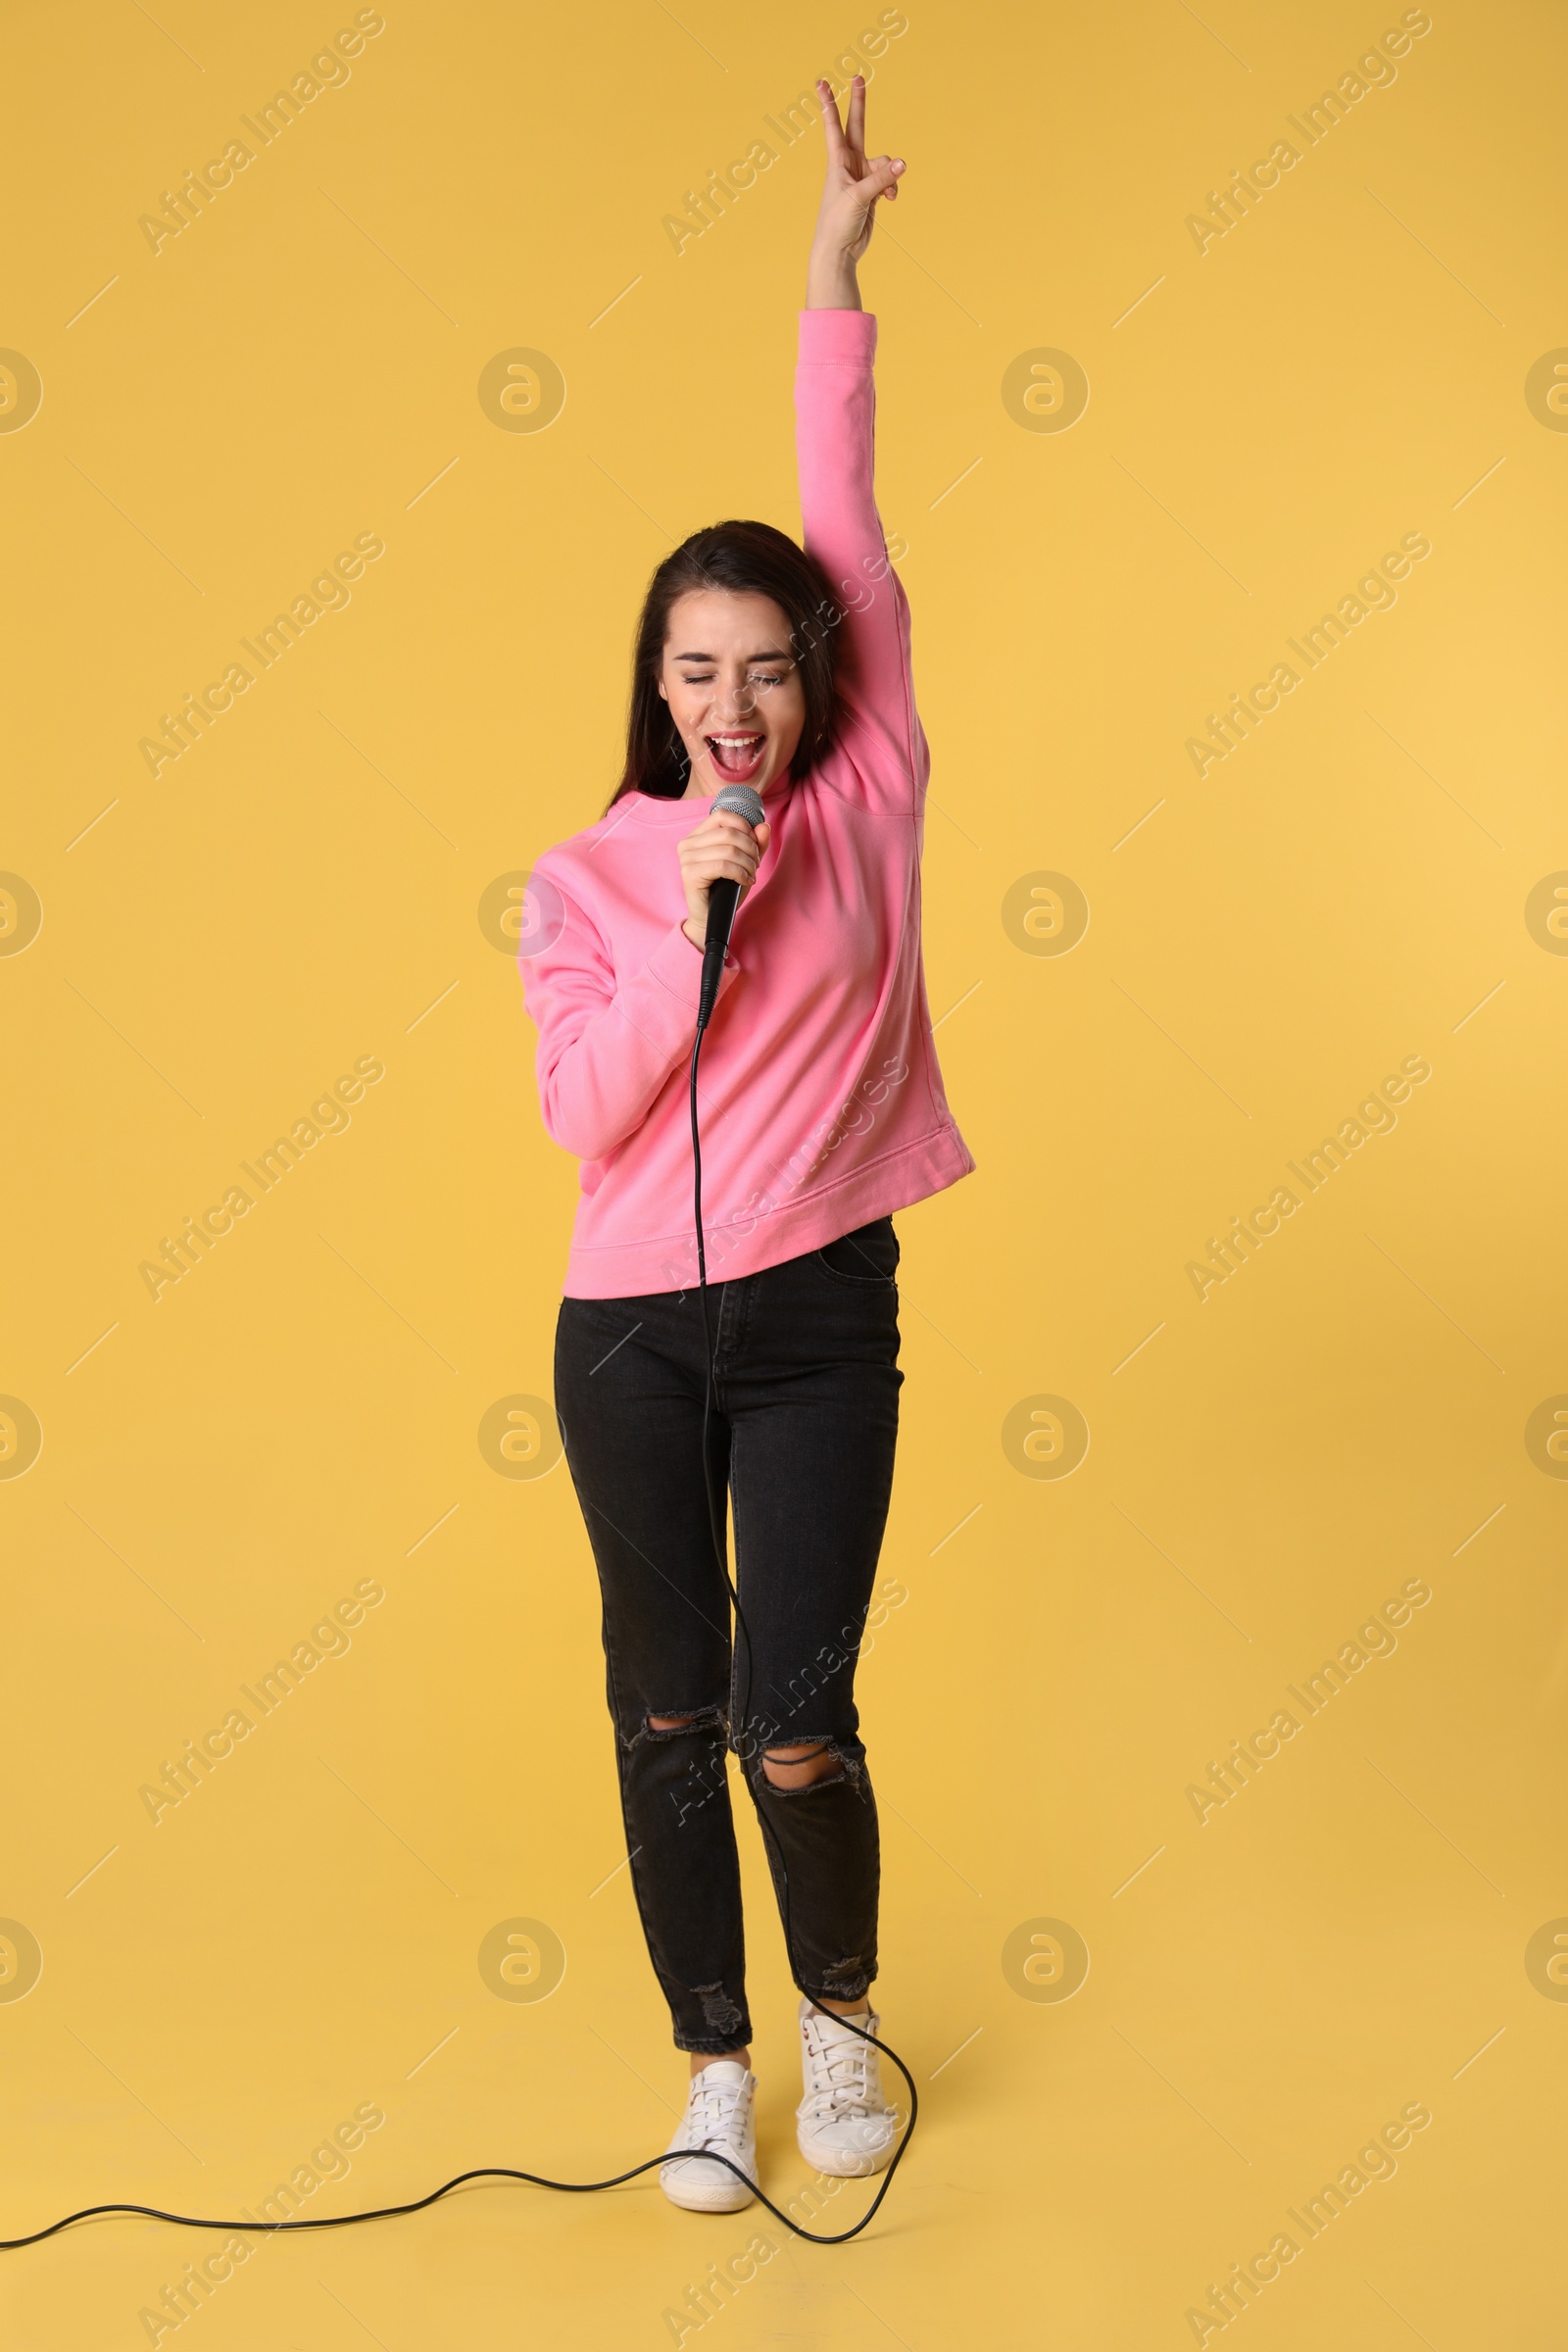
[554,1216,902,2054]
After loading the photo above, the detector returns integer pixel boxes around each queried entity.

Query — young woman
[519,78,974,2213]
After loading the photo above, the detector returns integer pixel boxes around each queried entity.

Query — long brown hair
[606,520,842,809]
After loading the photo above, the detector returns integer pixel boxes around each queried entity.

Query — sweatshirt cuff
[645,920,741,1011]
[798,308,877,365]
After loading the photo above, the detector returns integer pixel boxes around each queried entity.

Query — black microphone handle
[697,876,741,1031]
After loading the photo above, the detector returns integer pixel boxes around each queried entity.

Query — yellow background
[4,1,1565,2343]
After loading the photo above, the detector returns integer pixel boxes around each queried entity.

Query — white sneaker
[660,2059,759,2213]
[796,1998,900,2178]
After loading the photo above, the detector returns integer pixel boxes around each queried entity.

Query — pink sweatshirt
[519,307,975,1299]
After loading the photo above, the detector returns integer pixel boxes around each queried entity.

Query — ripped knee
[644,1704,727,1741]
[761,1740,845,1792]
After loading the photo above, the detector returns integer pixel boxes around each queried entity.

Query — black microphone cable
[682,1010,918,2244]
[0,956,914,2261]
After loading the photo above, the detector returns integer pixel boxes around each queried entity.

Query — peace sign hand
[809,74,905,271]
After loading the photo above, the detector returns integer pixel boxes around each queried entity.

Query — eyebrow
[670,647,793,662]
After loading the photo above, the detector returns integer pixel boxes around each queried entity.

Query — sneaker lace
[804,2025,885,2122]
[681,2074,748,2152]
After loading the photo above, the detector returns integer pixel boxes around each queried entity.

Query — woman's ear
[657,680,668,702]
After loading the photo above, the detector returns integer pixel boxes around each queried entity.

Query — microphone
[697,782,765,1030]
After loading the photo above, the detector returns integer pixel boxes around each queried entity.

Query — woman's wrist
[806,243,861,312]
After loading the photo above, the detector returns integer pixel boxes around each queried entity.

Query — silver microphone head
[710,782,765,829]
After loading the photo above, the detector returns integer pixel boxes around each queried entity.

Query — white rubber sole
[795,2120,898,2179]
[659,2156,758,2213]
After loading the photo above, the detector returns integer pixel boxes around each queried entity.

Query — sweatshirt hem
[560,1123,975,1299]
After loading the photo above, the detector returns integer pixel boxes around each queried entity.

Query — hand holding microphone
[677,784,768,1029]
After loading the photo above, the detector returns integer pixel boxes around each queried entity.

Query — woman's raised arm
[796,77,922,801]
